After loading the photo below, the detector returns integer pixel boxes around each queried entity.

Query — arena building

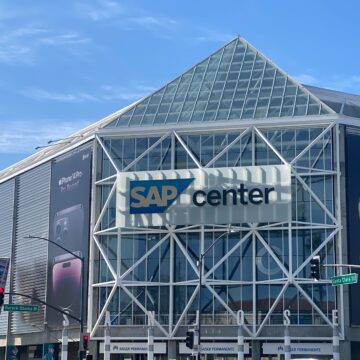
[1,36,360,359]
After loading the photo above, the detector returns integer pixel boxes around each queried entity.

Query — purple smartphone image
[47,204,85,327]
[52,252,82,295]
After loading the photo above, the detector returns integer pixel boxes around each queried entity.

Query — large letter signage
[117,165,291,227]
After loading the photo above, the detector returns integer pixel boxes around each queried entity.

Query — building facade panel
[0,180,15,335]
[11,163,51,334]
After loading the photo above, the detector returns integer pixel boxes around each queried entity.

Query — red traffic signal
[0,287,4,307]
[83,335,89,351]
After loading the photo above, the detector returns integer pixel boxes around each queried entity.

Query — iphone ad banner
[346,127,360,325]
[46,144,92,327]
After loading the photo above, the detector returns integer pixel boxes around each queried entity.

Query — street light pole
[25,235,85,338]
[196,228,235,360]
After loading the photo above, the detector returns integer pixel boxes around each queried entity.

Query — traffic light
[310,255,320,281]
[0,287,4,309]
[185,330,194,349]
[83,335,89,351]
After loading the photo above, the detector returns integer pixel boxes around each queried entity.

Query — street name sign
[3,304,39,312]
[331,273,358,286]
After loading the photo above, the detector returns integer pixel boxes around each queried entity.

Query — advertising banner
[0,257,10,288]
[99,342,167,354]
[179,342,250,354]
[46,144,92,327]
[117,165,291,227]
[262,342,332,355]
[345,127,360,325]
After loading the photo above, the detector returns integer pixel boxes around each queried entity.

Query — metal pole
[284,326,291,360]
[332,309,340,360]
[104,311,111,360]
[237,325,244,360]
[148,311,154,360]
[283,309,291,360]
[62,312,69,360]
[237,310,244,360]
[197,256,202,360]
[80,257,84,337]
[195,229,233,360]
[61,326,68,360]
[333,326,340,360]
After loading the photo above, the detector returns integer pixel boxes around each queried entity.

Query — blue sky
[1,0,360,170]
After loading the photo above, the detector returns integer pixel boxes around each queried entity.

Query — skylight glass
[106,37,333,128]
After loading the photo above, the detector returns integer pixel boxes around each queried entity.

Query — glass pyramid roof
[106,37,334,128]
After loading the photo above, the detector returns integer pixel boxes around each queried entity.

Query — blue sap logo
[130,178,194,214]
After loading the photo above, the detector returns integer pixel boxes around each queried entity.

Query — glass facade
[93,124,338,339]
[105,37,333,128]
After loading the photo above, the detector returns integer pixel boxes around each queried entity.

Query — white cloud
[293,74,319,86]
[325,76,360,94]
[195,33,236,43]
[101,83,157,101]
[21,88,99,103]
[21,82,157,103]
[79,0,125,21]
[293,73,360,94]
[79,0,177,30]
[0,45,33,64]
[0,27,90,64]
[0,120,92,154]
[125,15,177,28]
[37,32,91,46]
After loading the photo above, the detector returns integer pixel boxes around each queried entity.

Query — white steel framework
[89,120,343,342]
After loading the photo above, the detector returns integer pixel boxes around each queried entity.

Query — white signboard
[99,342,166,354]
[117,165,291,227]
[262,342,332,355]
[179,342,250,354]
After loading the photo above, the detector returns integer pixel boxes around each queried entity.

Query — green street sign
[3,304,39,312]
[331,273,358,286]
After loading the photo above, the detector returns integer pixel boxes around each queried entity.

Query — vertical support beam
[251,126,255,166]
[288,220,293,280]
[171,131,175,170]
[333,309,340,360]
[61,326,69,360]
[61,312,69,360]
[6,177,19,351]
[104,311,111,360]
[335,123,345,338]
[283,310,291,360]
[61,326,68,360]
[148,311,155,360]
[284,326,291,360]
[88,137,101,333]
[237,310,245,360]
[169,234,174,334]
[252,232,256,335]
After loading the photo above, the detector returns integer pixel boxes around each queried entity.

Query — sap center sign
[117,165,291,227]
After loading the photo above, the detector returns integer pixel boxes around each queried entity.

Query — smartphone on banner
[47,204,85,326]
[53,204,84,245]
[52,252,82,315]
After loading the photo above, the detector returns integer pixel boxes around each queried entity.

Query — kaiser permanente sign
[117,165,291,227]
